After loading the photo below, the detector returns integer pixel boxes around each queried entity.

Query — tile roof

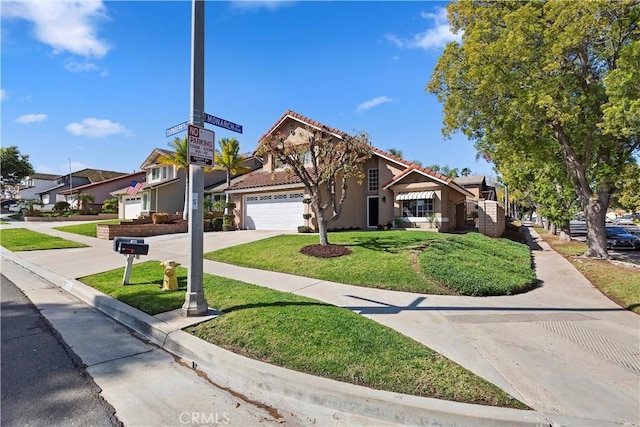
[372,147,453,186]
[258,109,347,143]
[59,171,146,195]
[72,168,127,182]
[31,173,60,180]
[227,170,303,191]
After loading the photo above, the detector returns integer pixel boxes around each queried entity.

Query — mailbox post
[113,237,149,285]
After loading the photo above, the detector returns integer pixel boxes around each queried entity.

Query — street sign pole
[183,0,208,317]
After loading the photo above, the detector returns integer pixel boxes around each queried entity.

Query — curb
[3,250,616,427]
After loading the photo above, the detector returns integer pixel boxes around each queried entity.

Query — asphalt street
[1,274,121,427]
[569,220,640,263]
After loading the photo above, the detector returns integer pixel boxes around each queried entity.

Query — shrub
[152,213,171,224]
[297,225,314,233]
[212,217,223,231]
[102,197,118,213]
[226,202,236,211]
[53,201,70,213]
[222,214,235,231]
[212,199,226,212]
[302,198,312,204]
[302,213,312,220]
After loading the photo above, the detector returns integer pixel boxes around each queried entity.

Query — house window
[162,167,167,179]
[368,169,379,192]
[142,193,149,211]
[150,168,160,181]
[402,199,434,218]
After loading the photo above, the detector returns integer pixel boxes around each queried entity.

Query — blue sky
[1,0,496,179]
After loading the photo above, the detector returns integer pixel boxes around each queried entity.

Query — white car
[614,215,635,225]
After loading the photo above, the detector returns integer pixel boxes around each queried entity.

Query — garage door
[244,191,305,230]
[123,197,142,219]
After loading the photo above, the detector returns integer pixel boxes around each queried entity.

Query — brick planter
[97,221,188,240]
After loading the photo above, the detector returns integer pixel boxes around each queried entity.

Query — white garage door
[123,197,142,219]
[244,191,305,230]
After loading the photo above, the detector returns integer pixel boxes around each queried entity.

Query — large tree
[257,125,372,245]
[0,146,34,193]
[428,0,639,258]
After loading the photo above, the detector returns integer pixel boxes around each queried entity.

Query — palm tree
[387,148,403,158]
[75,193,95,213]
[213,137,252,214]
[461,167,472,176]
[158,137,190,219]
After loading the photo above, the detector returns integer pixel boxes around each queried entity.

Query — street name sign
[187,124,214,167]
[166,121,189,138]
[204,113,243,134]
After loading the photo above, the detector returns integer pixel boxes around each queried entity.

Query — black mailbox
[118,242,149,256]
[113,237,146,252]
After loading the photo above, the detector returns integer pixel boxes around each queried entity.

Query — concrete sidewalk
[2,221,639,426]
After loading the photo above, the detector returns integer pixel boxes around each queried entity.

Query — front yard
[205,231,536,296]
[78,261,527,409]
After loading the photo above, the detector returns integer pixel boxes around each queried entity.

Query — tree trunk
[549,222,557,235]
[558,221,572,242]
[224,172,231,216]
[584,198,609,258]
[318,218,329,245]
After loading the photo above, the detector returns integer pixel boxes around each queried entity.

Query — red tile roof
[258,110,347,143]
[227,170,303,191]
[372,147,452,186]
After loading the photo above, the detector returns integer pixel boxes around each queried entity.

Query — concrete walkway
[1,220,638,426]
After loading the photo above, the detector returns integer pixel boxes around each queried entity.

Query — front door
[367,196,379,228]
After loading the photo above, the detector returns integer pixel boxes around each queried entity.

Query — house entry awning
[396,191,435,201]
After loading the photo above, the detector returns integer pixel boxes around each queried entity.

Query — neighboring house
[111,148,261,220]
[225,110,475,232]
[36,169,127,211]
[59,171,146,212]
[454,175,497,201]
[16,173,59,200]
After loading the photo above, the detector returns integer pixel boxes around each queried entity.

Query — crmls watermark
[179,412,231,425]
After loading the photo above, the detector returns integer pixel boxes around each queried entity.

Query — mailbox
[118,242,149,256]
[113,237,145,252]
[113,237,149,286]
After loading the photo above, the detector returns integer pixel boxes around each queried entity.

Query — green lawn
[0,228,88,251]
[205,231,536,296]
[54,220,127,238]
[79,261,527,409]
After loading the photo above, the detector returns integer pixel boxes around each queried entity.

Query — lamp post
[182,0,209,316]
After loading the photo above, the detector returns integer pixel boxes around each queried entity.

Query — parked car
[605,226,640,250]
[613,215,635,225]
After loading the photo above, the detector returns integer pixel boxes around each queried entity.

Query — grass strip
[0,228,88,251]
[78,260,527,409]
[54,220,126,238]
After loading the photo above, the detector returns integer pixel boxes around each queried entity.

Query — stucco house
[111,148,261,219]
[36,169,127,211]
[16,173,59,200]
[225,110,475,232]
[59,171,146,212]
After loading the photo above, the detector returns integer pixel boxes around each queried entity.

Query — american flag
[126,180,143,196]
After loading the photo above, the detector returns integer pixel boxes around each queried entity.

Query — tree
[257,124,372,245]
[102,197,118,213]
[0,146,34,193]
[75,193,95,213]
[611,162,640,214]
[213,137,252,214]
[387,148,403,158]
[17,198,43,215]
[158,137,190,220]
[461,167,472,176]
[428,0,640,258]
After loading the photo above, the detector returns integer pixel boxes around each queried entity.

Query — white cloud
[230,0,296,12]
[64,58,98,72]
[2,0,111,58]
[385,6,461,50]
[65,118,133,138]
[15,113,47,124]
[356,96,396,113]
[0,89,7,102]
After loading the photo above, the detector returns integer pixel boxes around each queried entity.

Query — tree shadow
[223,301,332,313]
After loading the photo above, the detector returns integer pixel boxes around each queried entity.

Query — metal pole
[182,0,208,316]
